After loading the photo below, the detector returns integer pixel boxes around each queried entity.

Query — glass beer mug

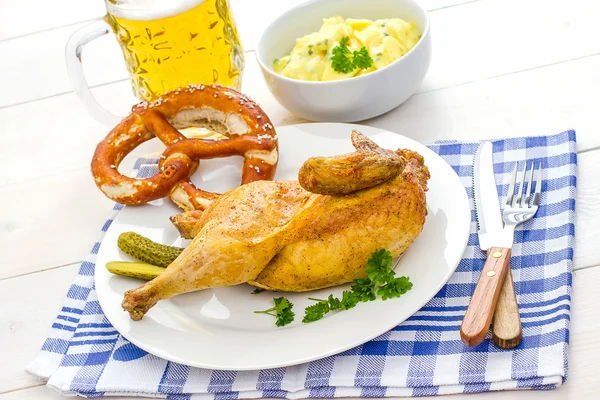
[66,0,245,125]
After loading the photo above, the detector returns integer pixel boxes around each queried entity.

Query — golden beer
[104,0,244,101]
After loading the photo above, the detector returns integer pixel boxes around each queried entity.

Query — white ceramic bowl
[255,0,431,122]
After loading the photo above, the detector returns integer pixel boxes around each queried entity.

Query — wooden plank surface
[0,0,104,41]
[2,51,600,188]
[574,149,600,269]
[0,265,79,393]
[0,50,597,279]
[2,264,598,397]
[367,54,600,151]
[0,0,302,44]
[0,54,301,187]
[0,0,472,42]
[2,0,599,109]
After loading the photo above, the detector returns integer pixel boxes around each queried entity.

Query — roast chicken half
[122,131,430,320]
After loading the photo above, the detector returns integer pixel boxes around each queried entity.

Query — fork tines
[506,161,543,208]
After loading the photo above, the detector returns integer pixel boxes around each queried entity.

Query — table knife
[460,141,521,348]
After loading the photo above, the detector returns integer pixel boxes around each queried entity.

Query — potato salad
[273,16,421,81]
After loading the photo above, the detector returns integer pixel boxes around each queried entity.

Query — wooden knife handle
[460,247,511,347]
[492,268,522,349]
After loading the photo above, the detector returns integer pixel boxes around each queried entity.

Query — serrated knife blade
[473,141,504,250]
[461,141,515,348]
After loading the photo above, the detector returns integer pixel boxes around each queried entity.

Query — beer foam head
[106,0,206,20]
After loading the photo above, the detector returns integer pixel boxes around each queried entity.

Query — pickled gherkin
[106,261,165,281]
[117,231,184,268]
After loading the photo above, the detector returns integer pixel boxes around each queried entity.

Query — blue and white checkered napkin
[27,130,576,398]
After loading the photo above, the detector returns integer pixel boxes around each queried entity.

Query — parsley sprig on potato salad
[273,16,421,81]
[330,37,373,74]
[255,249,413,327]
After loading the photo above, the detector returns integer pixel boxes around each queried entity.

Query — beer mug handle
[65,19,123,126]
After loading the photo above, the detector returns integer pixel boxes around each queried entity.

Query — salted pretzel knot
[91,84,278,211]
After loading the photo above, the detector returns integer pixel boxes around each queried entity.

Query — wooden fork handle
[460,247,511,347]
[492,268,522,349]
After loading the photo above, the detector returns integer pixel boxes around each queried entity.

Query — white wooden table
[1,0,599,398]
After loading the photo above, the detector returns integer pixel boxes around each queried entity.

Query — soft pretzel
[91,84,278,211]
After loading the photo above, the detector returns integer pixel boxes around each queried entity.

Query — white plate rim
[95,122,471,370]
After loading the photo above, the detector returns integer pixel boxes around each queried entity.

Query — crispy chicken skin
[122,132,429,320]
[298,131,406,196]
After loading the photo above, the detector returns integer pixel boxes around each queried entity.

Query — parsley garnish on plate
[351,277,377,302]
[303,300,330,323]
[254,297,295,327]
[303,291,359,323]
[302,249,412,323]
[378,275,412,300]
[358,248,413,301]
[255,250,411,326]
[331,36,374,73]
[365,248,395,283]
[340,290,360,309]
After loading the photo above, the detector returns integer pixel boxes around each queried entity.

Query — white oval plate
[95,123,470,370]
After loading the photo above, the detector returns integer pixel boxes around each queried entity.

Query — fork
[492,161,543,349]
[504,161,543,229]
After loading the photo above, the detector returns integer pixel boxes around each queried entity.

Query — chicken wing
[297,130,406,195]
